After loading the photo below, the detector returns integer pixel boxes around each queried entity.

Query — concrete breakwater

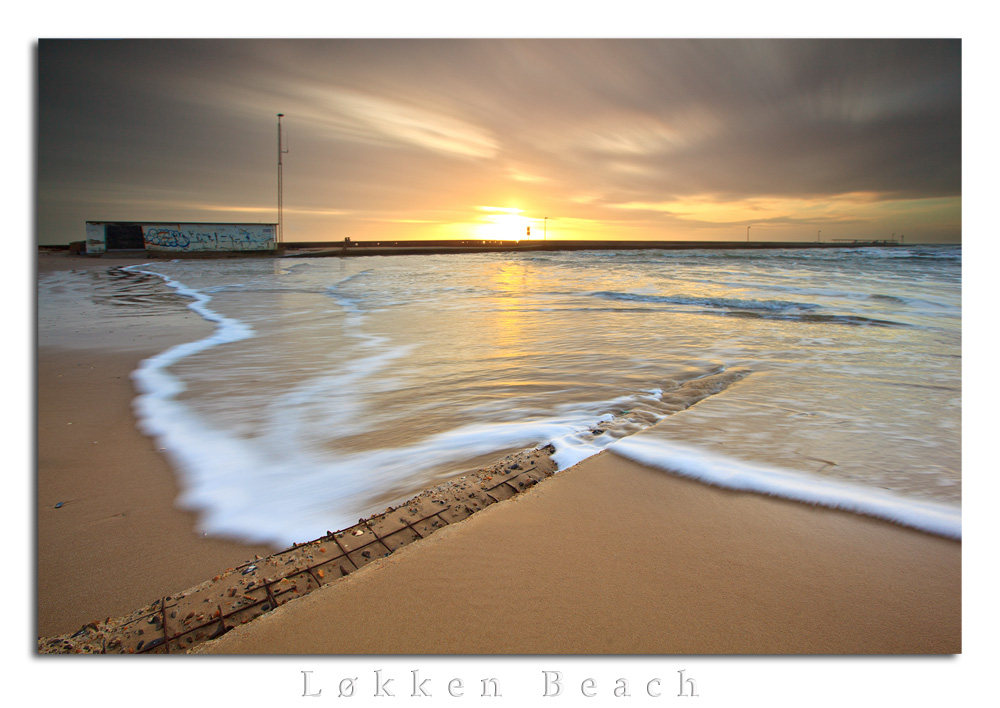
[285,239,903,259]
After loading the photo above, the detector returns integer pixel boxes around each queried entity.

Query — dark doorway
[105,223,145,250]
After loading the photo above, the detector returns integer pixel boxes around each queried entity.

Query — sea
[38,246,962,546]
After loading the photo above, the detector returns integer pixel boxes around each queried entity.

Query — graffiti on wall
[142,224,275,252]
[145,229,191,249]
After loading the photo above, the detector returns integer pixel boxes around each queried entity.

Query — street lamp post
[747,225,751,242]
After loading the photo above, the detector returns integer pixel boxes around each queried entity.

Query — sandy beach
[197,450,960,654]
[37,252,276,637]
[36,250,961,653]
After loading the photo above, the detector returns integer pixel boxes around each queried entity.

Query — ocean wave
[721,311,909,327]
[626,245,962,266]
[108,250,958,548]
[610,436,961,539]
[589,290,912,326]
[590,290,817,312]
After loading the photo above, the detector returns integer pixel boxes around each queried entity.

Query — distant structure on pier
[830,238,902,245]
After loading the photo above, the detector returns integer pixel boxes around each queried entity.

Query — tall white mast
[277,113,289,244]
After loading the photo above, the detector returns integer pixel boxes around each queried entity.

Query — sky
[36,38,961,245]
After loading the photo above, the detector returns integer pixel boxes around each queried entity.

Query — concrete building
[85,221,277,256]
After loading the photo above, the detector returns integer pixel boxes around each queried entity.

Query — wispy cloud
[300,87,499,160]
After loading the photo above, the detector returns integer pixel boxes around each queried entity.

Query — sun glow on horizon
[473,207,545,240]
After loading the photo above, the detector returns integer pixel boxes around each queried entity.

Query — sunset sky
[37,38,961,244]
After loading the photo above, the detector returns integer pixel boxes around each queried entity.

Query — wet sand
[197,450,960,654]
[37,252,276,637]
[36,250,961,652]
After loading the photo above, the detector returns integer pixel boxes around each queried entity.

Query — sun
[474,207,541,240]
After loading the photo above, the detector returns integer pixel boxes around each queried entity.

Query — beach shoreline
[36,250,961,653]
[198,450,960,654]
[37,251,277,637]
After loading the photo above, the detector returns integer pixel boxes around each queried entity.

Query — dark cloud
[37,38,961,243]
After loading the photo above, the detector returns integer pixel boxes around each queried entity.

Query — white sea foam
[121,265,259,517]
[115,263,664,545]
[610,435,961,539]
[128,396,636,546]
[124,264,255,401]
